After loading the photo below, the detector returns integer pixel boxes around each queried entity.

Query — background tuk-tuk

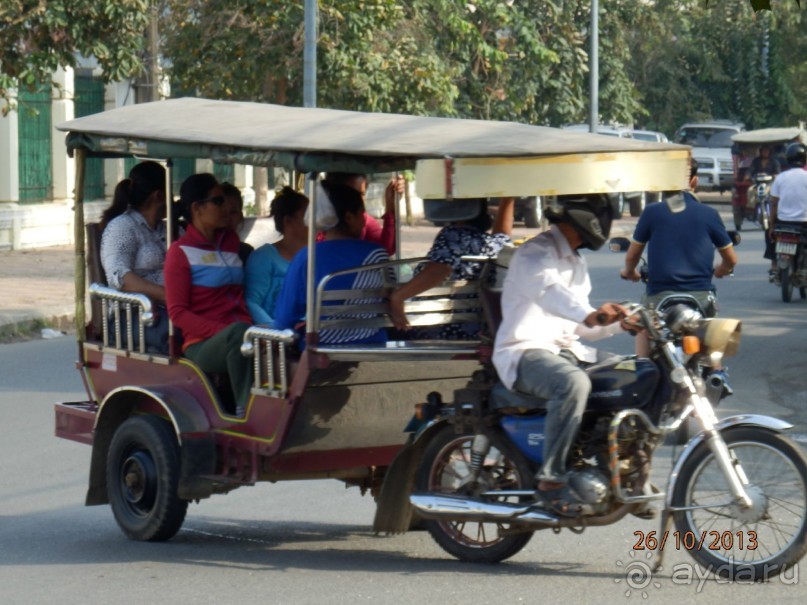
[730,127,806,230]
[53,97,688,542]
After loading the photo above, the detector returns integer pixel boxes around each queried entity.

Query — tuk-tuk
[730,127,805,231]
[53,98,688,542]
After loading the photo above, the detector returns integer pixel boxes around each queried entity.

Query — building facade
[0,65,255,250]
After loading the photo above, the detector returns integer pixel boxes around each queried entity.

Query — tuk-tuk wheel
[416,425,534,563]
[106,415,188,541]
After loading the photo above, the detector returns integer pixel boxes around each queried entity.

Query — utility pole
[136,4,160,103]
[589,0,599,134]
[304,0,317,108]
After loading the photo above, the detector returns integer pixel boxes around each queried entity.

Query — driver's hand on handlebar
[584,303,628,328]
[620,267,642,282]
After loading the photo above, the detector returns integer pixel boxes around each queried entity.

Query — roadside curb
[0,308,75,342]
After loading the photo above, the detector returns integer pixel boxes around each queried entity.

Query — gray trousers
[513,348,617,483]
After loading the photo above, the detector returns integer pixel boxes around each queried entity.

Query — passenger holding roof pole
[273,181,391,348]
[388,197,514,340]
[318,173,405,256]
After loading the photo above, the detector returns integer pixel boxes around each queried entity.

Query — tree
[623,0,806,136]
[0,0,152,114]
[162,0,458,114]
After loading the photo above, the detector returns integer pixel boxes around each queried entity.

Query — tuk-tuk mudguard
[372,419,448,534]
[663,414,793,510]
[86,385,216,505]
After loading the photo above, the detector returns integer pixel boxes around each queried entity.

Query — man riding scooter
[768,142,807,294]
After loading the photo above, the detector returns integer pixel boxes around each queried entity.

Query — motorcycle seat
[490,382,547,413]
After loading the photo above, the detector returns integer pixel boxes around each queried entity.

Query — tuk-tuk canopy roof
[58,97,690,197]
[731,127,805,145]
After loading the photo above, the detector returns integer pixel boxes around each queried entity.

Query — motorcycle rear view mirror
[608,237,631,253]
[727,230,741,246]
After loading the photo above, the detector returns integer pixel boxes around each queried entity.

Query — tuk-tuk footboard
[54,401,98,445]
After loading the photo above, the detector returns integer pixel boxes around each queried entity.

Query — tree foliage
[1,0,805,135]
[0,0,151,113]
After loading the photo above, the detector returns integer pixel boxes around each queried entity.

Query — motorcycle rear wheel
[416,425,534,563]
[671,427,807,580]
[781,265,794,302]
[732,207,744,231]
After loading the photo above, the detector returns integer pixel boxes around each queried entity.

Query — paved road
[1,218,806,605]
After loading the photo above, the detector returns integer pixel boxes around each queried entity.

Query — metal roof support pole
[305,175,318,345]
[165,159,177,356]
[73,147,87,344]
[394,171,401,261]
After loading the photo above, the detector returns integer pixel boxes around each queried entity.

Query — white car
[630,129,669,144]
[675,121,745,192]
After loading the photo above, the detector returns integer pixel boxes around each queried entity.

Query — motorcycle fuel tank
[586,357,660,412]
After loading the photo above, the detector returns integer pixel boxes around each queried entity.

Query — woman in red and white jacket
[164,173,253,416]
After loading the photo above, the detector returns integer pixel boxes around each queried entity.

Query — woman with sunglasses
[164,173,253,416]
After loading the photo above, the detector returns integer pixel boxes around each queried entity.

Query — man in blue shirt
[620,158,737,319]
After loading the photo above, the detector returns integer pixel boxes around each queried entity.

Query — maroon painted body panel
[61,344,478,479]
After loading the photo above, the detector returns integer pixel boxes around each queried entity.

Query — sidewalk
[0,244,76,340]
[0,216,640,342]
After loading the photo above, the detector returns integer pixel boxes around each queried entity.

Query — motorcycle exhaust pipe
[410,492,560,526]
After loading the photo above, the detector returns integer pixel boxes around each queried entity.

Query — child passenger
[244,187,309,326]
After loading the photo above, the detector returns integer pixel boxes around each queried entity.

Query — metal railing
[89,283,154,354]
[240,327,297,398]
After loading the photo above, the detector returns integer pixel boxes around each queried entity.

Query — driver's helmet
[785,142,807,168]
[545,193,618,250]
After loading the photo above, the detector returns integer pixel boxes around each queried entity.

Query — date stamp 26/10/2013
[632,530,758,551]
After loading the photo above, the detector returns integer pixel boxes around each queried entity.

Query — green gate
[17,86,52,203]
[74,75,106,200]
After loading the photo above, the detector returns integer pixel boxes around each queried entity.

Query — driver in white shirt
[493,194,632,517]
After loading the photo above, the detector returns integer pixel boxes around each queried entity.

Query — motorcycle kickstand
[651,510,674,573]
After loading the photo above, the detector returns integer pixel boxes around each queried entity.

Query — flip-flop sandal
[535,483,585,518]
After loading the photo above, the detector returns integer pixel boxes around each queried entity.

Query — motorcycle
[404,303,807,580]
[772,224,807,302]
[734,173,772,231]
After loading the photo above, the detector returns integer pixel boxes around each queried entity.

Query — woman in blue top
[273,181,390,347]
[244,187,308,326]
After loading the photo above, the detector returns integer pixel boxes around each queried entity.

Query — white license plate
[776,242,798,255]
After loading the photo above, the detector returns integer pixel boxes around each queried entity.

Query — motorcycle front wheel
[416,425,534,563]
[757,203,770,231]
[671,427,807,580]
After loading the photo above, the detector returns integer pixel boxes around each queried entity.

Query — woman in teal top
[245,187,309,326]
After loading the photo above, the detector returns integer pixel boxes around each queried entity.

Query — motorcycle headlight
[701,318,742,358]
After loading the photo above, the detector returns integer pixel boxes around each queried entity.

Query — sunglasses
[197,194,226,206]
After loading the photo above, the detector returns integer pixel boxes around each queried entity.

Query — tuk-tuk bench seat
[312,258,492,362]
